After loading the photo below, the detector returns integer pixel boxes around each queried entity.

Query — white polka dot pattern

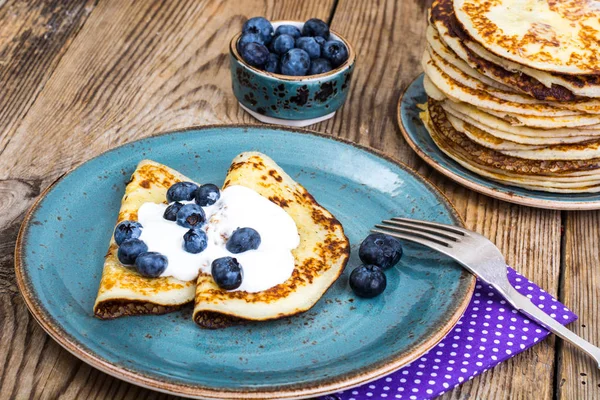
[321,267,577,400]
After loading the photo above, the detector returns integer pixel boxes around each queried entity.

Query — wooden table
[0,1,597,399]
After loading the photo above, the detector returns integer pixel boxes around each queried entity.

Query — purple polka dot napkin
[322,267,577,400]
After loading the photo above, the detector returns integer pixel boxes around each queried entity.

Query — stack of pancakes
[420,0,600,193]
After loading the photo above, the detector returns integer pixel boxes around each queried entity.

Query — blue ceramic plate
[398,74,600,210]
[16,126,474,399]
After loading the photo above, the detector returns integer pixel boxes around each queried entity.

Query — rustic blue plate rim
[15,125,475,399]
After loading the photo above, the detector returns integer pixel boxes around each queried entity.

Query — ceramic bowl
[229,21,356,127]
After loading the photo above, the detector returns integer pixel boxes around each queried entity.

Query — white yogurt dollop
[137,185,300,292]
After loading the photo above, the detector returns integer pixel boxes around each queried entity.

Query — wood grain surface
[0,0,595,399]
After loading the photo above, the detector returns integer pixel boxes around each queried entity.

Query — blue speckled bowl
[230,21,355,127]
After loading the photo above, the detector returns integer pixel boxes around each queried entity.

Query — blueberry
[314,36,326,47]
[226,227,261,253]
[281,49,310,76]
[240,42,270,68]
[302,18,330,39]
[272,34,295,55]
[309,58,332,75]
[117,239,148,265]
[183,228,208,254]
[264,53,280,73]
[349,265,387,298]
[296,37,321,59]
[237,33,264,53]
[114,220,142,245]
[242,17,274,44]
[163,202,183,221]
[167,182,198,203]
[359,233,403,269]
[275,24,301,39]
[211,257,243,290]
[176,204,206,229]
[195,183,220,206]
[135,252,168,278]
[322,40,349,67]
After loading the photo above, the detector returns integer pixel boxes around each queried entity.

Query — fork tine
[371,228,453,253]
[373,225,452,247]
[381,219,463,242]
[391,217,467,236]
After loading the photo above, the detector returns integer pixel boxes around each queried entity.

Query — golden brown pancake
[431,0,600,100]
[193,152,350,329]
[424,100,600,175]
[454,0,600,75]
[94,160,196,319]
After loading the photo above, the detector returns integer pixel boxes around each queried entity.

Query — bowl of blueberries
[230,17,355,127]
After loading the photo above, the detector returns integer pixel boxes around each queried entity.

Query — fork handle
[506,286,600,367]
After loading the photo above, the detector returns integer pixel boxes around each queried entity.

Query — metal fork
[373,217,600,367]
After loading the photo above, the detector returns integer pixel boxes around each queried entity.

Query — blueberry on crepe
[226,227,261,253]
[163,202,183,221]
[167,181,198,202]
[195,183,220,206]
[117,239,148,265]
[135,252,168,278]
[183,228,208,254]
[114,220,142,245]
[176,204,206,229]
[211,257,243,290]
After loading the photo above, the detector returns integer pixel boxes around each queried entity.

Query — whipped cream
[136,185,300,292]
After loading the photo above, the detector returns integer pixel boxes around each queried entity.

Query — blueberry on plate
[302,18,330,39]
[237,32,264,53]
[296,36,321,59]
[242,17,274,44]
[135,252,168,278]
[163,201,184,221]
[183,228,208,254]
[211,257,243,290]
[322,40,349,67]
[264,53,280,73]
[195,183,221,207]
[281,49,310,76]
[275,24,301,39]
[114,220,142,245]
[176,203,206,229]
[226,227,261,253]
[272,34,295,55]
[309,58,332,75]
[359,233,403,269]
[117,239,148,265]
[167,181,198,202]
[314,36,326,47]
[349,264,387,298]
[240,42,270,67]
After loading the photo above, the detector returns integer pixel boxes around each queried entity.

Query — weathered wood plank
[556,211,600,399]
[0,1,336,399]
[327,1,563,399]
[0,0,95,155]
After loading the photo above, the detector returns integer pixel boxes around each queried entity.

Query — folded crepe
[193,152,350,328]
[94,160,196,319]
